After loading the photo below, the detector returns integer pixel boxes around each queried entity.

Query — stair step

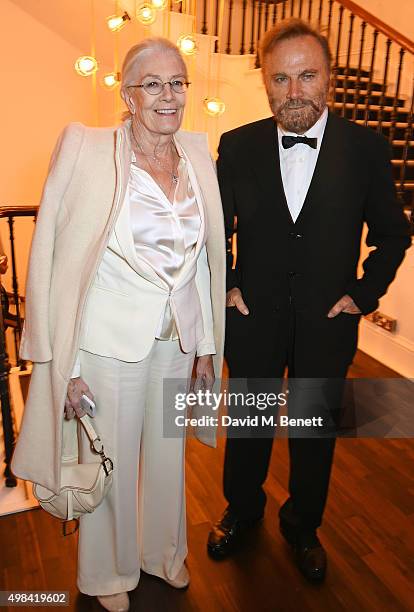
[392,159,414,167]
[334,89,405,108]
[356,120,411,128]
[335,75,383,92]
[336,66,371,78]
[334,102,410,114]
[392,140,414,147]
[396,181,414,190]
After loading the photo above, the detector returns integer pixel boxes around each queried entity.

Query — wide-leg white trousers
[76,339,195,596]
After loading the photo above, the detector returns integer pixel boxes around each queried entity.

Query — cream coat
[11,120,225,494]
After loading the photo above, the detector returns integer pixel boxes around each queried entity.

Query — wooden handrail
[0,205,38,218]
[334,0,414,54]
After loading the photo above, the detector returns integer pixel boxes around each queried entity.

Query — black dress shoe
[207,508,263,559]
[280,522,327,583]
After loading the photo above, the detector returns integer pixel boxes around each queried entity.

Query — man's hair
[259,18,332,73]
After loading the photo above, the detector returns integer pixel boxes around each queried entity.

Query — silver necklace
[131,128,179,184]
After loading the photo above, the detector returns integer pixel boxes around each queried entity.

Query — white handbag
[33,415,114,534]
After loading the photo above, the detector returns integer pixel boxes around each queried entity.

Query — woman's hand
[194,355,215,393]
[64,377,94,419]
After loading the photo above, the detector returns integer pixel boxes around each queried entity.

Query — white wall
[0,0,98,295]
[357,0,414,41]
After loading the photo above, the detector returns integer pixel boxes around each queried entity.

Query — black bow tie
[282,135,318,149]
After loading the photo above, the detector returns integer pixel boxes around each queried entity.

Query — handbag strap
[79,414,104,454]
[78,414,113,475]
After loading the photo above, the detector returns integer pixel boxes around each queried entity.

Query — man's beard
[271,93,327,133]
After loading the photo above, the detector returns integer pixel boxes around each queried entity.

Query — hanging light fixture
[177,34,197,56]
[151,0,167,9]
[203,97,226,117]
[103,72,121,89]
[106,11,130,32]
[136,3,156,25]
[75,55,98,77]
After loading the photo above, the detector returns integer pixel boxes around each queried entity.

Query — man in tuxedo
[207,19,411,582]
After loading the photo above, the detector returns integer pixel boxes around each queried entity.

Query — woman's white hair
[120,37,187,120]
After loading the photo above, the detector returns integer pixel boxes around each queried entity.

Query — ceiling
[9,0,143,68]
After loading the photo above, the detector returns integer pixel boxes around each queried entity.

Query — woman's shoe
[164,564,190,589]
[96,592,129,612]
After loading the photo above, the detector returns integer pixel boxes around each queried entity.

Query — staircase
[331,66,414,208]
[185,0,414,222]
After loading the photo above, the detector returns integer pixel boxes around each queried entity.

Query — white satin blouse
[129,149,201,339]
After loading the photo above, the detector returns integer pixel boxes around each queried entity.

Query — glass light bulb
[75,56,98,77]
[103,72,120,89]
[177,34,197,56]
[203,97,226,117]
[151,0,167,9]
[136,3,156,24]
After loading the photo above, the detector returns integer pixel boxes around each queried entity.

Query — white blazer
[79,148,215,361]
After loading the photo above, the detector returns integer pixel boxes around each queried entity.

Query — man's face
[263,35,330,133]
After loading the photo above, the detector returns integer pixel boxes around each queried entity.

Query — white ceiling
[9,0,143,68]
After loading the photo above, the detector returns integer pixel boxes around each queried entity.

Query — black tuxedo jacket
[218,112,411,374]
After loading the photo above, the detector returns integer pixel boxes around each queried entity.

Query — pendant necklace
[131,127,179,185]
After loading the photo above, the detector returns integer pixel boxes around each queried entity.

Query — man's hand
[65,377,94,419]
[226,287,249,315]
[327,294,361,318]
[193,355,215,393]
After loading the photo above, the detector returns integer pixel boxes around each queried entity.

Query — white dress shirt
[277,107,328,223]
[129,150,201,340]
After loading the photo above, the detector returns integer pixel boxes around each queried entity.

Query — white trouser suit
[76,147,215,595]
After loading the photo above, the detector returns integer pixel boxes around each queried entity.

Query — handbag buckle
[102,456,114,476]
[91,437,104,454]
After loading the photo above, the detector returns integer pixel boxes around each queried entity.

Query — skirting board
[358,319,414,378]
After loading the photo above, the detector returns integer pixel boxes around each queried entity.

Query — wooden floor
[1,351,414,612]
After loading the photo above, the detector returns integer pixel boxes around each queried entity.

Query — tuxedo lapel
[294,112,342,226]
[250,118,293,225]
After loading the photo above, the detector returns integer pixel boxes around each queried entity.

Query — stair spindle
[202,0,208,34]
[282,0,286,20]
[255,1,264,67]
[7,217,23,368]
[290,0,295,18]
[317,0,323,27]
[389,47,405,143]
[330,4,344,112]
[327,0,334,42]
[299,0,303,18]
[341,12,355,118]
[272,1,277,26]
[249,0,256,55]
[214,0,220,52]
[264,0,270,32]
[240,0,248,54]
[308,0,313,22]
[364,29,379,126]
[352,21,367,122]
[226,0,234,54]
[0,300,16,487]
[377,38,392,134]
[398,77,414,220]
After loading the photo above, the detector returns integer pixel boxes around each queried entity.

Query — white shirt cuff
[70,355,81,379]
[196,343,216,357]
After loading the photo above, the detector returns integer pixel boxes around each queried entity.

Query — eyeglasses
[128,78,190,95]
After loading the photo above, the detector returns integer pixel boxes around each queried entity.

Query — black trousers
[223,304,351,531]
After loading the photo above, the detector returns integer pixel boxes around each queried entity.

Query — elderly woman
[12,37,224,611]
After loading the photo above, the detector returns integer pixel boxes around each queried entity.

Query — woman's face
[127,49,187,137]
